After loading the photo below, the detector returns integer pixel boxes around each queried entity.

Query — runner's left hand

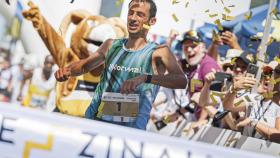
[120,75,146,94]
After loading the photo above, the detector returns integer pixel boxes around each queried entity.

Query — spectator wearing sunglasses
[221,52,258,130]
[235,62,280,143]
[220,49,243,75]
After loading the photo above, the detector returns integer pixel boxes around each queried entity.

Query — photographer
[198,69,231,127]
[235,62,280,143]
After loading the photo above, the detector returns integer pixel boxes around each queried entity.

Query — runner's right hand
[54,67,71,82]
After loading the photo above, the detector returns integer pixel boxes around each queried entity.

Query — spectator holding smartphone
[208,29,242,63]
[236,62,280,143]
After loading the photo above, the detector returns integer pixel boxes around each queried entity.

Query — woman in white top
[236,63,280,143]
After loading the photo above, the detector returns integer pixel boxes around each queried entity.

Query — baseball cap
[236,51,256,65]
[180,30,203,44]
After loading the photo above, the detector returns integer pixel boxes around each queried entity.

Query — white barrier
[187,125,280,157]
[0,103,276,158]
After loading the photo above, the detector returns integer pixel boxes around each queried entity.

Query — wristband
[145,74,152,83]
[176,108,187,119]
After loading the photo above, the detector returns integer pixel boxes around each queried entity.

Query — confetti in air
[143,24,150,30]
[244,11,253,20]
[214,19,223,30]
[172,0,180,5]
[172,13,179,22]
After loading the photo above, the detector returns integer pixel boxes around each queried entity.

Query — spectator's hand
[205,69,216,85]
[166,29,179,47]
[168,29,179,40]
[22,1,43,29]
[163,112,180,123]
[221,31,242,50]
[54,67,71,82]
[233,76,257,91]
[120,75,146,94]
[236,118,251,128]
[212,31,223,46]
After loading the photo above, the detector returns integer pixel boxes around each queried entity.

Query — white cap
[225,49,243,59]
[221,49,243,65]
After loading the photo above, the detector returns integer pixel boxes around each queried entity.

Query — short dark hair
[129,0,157,19]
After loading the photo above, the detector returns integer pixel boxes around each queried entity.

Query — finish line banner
[0,103,275,158]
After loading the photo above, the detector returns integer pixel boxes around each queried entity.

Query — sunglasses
[222,64,234,72]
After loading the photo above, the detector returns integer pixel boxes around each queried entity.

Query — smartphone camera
[210,72,233,91]
[246,64,259,78]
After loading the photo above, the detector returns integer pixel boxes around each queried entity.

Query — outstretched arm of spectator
[222,76,256,112]
[237,117,280,143]
[199,71,215,107]
[221,31,242,50]
[165,29,179,48]
[208,42,220,61]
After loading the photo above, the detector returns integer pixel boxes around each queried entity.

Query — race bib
[101,92,139,117]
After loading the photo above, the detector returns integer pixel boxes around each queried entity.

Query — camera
[210,72,233,91]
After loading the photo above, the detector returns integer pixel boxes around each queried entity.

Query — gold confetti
[222,14,235,21]
[248,44,253,48]
[143,24,150,30]
[185,2,189,8]
[115,0,124,6]
[172,13,179,22]
[270,8,278,15]
[209,14,218,18]
[266,37,274,46]
[231,58,237,65]
[163,116,171,124]
[244,11,253,20]
[263,91,278,99]
[274,56,280,64]
[220,0,224,5]
[193,41,199,46]
[212,30,220,42]
[224,7,231,14]
[205,9,210,13]
[214,19,223,31]
[234,99,244,107]
[172,0,180,5]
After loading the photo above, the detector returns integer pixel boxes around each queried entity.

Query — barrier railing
[0,103,276,158]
